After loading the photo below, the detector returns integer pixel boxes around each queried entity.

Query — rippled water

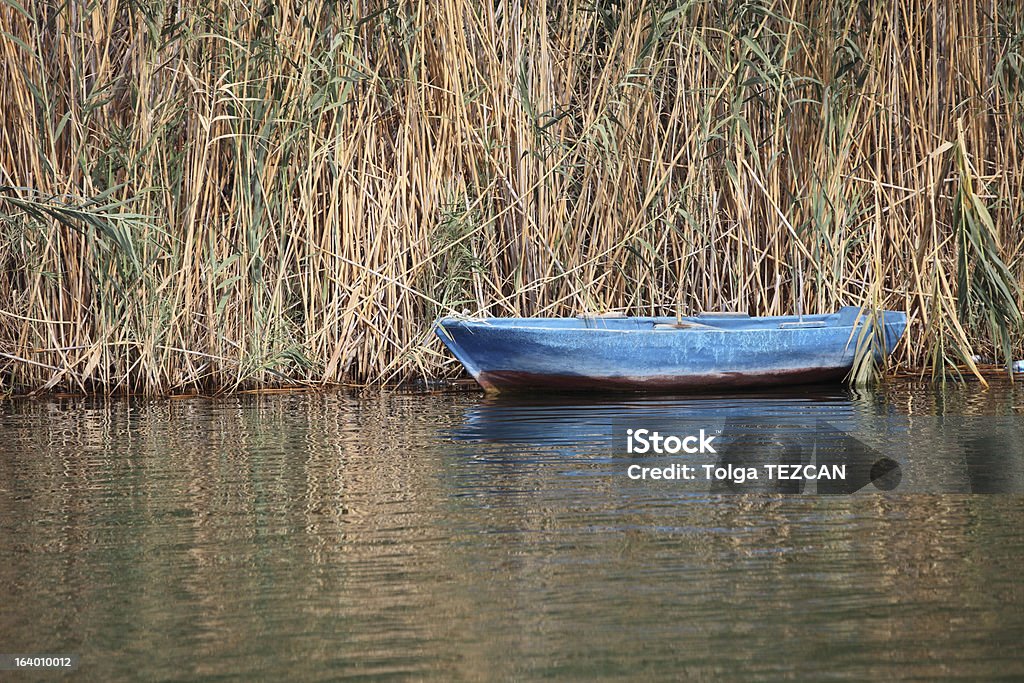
[2,382,1024,679]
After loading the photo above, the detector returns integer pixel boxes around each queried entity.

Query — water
[2,381,1024,680]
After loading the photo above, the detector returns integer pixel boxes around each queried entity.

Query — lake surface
[2,381,1024,680]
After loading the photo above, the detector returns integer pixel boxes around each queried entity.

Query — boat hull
[434,307,907,393]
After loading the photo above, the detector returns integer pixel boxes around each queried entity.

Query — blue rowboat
[434,307,906,393]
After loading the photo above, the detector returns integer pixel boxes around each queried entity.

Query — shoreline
[2,366,1017,400]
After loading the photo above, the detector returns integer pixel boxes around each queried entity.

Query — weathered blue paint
[434,307,907,393]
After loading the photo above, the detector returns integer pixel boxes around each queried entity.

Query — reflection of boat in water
[435,307,906,393]
[448,391,877,493]
[450,389,859,445]
[445,392,1024,494]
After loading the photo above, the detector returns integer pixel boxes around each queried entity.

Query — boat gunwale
[435,314,906,335]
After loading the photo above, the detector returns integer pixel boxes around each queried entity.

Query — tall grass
[2,0,1024,394]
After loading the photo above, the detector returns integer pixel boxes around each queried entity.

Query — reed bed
[2,0,1024,394]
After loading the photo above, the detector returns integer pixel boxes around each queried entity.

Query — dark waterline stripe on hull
[475,367,850,393]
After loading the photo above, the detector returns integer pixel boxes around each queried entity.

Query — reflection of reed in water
[0,394,486,679]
